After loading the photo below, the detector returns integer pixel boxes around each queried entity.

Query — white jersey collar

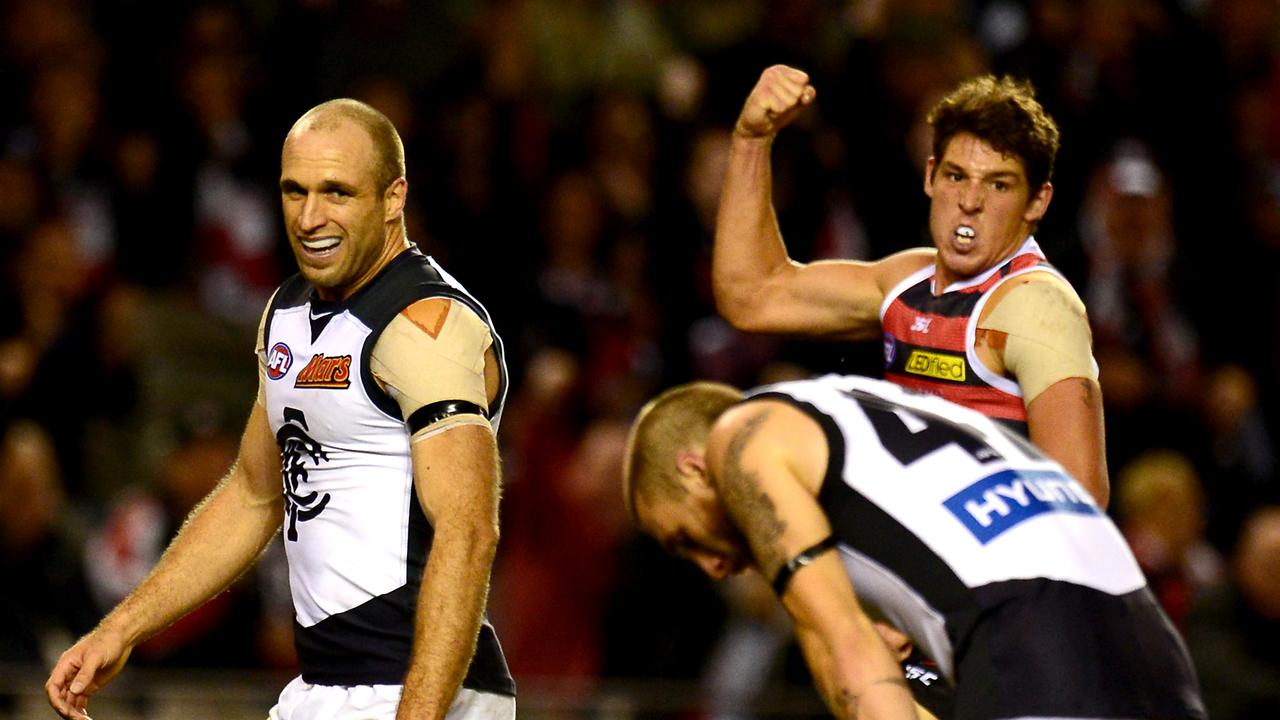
[932,236,1044,294]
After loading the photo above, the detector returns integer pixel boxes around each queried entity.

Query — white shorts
[268,675,516,720]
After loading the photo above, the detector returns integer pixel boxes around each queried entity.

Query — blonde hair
[289,98,406,191]
[623,381,742,521]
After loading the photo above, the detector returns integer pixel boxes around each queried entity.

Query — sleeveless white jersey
[747,375,1204,719]
[261,249,513,694]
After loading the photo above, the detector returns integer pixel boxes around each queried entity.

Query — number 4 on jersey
[841,389,1044,467]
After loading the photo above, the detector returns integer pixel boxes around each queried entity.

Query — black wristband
[772,535,839,596]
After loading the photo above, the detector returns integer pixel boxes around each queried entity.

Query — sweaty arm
[706,401,920,720]
[712,64,932,339]
[47,334,284,719]
[370,298,501,720]
[980,277,1109,507]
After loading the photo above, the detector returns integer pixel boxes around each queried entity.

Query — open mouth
[300,236,341,255]
[954,225,975,246]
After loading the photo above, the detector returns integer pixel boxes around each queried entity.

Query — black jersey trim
[952,579,1205,719]
[295,588,516,695]
[332,249,507,426]
[901,645,955,718]
[407,400,488,435]
[307,297,341,342]
[990,416,1029,437]
[889,252,1055,319]
[263,274,312,348]
[894,280,984,317]
[261,249,508,424]
[747,392,980,635]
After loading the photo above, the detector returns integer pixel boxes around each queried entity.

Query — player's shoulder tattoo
[718,408,788,573]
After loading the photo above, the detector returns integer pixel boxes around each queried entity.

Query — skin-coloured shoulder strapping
[980,278,1096,403]
[370,299,491,423]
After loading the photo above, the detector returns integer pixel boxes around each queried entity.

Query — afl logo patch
[883,333,896,367]
[266,342,293,380]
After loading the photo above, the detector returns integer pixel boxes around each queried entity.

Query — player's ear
[924,157,938,197]
[384,177,407,222]
[675,448,708,485]
[1023,181,1053,223]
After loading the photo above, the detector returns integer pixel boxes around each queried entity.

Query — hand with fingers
[45,626,133,720]
[734,64,818,140]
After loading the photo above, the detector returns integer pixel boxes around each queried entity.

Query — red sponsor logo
[294,353,353,389]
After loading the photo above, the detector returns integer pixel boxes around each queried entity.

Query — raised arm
[706,401,918,719]
[46,400,284,719]
[713,64,931,339]
[396,423,501,719]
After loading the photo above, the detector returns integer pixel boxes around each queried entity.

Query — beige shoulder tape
[410,414,493,443]
[370,298,492,423]
[980,276,1097,403]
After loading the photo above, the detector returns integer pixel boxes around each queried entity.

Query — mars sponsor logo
[294,353,353,389]
[266,343,293,380]
[904,350,966,382]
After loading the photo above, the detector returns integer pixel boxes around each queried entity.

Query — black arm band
[772,535,839,596]
[407,400,487,434]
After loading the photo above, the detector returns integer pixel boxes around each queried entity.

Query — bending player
[624,374,1205,719]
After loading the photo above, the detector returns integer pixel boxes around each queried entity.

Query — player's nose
[297,194,328,232]
[959,181,984,213]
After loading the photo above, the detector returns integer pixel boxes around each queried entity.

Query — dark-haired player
[713,66,1107,509]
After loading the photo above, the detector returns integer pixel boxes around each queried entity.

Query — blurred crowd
[2,0,1279,717]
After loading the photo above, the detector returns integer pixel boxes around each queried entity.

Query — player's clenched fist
[734,65,817,140]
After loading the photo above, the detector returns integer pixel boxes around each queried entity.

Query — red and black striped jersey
[879,238,1064,436]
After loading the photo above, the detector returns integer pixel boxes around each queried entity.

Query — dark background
[2,1,1279,717]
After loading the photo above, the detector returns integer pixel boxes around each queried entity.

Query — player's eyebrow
[980,170,1021,182]
[279,178,360,195]
[940,160,1022,182]
[318,179,359,194]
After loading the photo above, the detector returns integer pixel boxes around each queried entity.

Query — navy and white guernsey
[261,248,515,696]
[748,375,1205,719]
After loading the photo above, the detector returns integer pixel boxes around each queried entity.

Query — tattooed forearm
[835,676,911,718]
[718,409,788,575]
